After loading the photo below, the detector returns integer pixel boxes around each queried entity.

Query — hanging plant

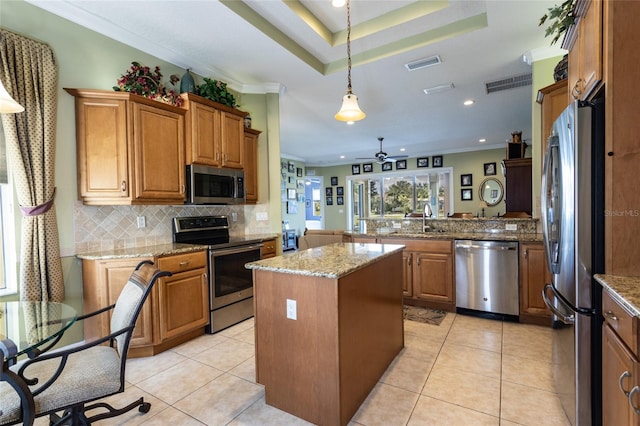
[539,0,577,45]
[113,61,183,107]
[195,78,237,108]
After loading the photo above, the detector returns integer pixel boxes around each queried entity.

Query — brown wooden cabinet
[181,93,247,169]
[65,88,186,205]
[504,158,532,215]
[565,0,603,102]
[81,250,208,357]
[243,128,261,203]
[519,242,552,326]
[261,238,277,259]
[537,79,568,161]
[602,289,640,425]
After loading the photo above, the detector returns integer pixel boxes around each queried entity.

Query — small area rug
[403,305,447,326]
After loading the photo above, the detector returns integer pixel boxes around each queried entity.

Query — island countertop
[245,242,405,279]
[595,274,640,317]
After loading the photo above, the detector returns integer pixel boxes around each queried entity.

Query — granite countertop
[246,242,405,279]
[76,243,209,260]
[595,274,640,317]
[347,231,544,242]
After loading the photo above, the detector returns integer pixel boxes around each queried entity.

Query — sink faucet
[423,202,432,232]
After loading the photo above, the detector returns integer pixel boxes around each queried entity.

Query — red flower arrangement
[113,61,183,107]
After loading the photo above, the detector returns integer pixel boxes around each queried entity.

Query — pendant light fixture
[335,0,365,122]
[0,78,24,113]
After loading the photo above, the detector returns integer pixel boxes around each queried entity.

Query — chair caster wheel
[139,402,151,413]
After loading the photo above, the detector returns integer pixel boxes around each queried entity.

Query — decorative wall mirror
[478,177,504,207]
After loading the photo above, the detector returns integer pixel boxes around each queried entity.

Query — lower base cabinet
[519,241,552,326]
[81,250,208,357]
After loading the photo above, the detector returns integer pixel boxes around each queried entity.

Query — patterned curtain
[0,30,63,302]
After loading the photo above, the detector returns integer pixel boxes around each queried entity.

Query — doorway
[304,177,324,230]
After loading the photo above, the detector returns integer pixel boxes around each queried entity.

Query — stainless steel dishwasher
[455,240,519,318]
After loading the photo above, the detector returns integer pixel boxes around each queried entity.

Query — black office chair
[0,260,171,425]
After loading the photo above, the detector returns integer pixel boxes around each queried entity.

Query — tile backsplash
[74,202,272,254]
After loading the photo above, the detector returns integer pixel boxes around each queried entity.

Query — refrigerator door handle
[542,284,575,325]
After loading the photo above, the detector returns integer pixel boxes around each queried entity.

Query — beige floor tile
[217,318,255,338]
[228,396,313,425]
[234,327,257,345]
[170,333,232,358]
[125,350,189,384]
[422,364,501,417]
[501,381,571,426]
[350,382,420,426]
[192,338,255,372]
[87,385,169,426]
[408,395,500,426]
[436,341,502,379]
[402,331,445,362]
[404,318,452,342]
[502,322,553,362]
[136,358,224,404]
[452,313,504,334]
[445,323,503,353]
[379,350,435,393]
[500,420,525,426]
[502,352,555,392]
[139,406,204,425]
[174,373,264,425]
[229,355,257,383]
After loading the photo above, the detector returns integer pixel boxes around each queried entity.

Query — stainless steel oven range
[173,216,263,333]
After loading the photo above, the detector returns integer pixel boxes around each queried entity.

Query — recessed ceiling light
[340,155,345,159]
[479,138,486,143]
[400,148,406,152]
[423,83,454,95]
[463,99,475,106]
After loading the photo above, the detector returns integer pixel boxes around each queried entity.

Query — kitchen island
[246,242,405,426]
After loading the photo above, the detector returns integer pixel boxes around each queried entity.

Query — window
[0,182,17,294]
[347,168,452,230]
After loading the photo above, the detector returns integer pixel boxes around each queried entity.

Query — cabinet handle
[604,310,618,321]
[121,180,127,192]
[416,257,420,266]
[179,261,190,267]
[523,248,528,259]
[620,371,633,397]
[407,257,411,266]
[180,184,185,194]
[571,79,584,100]
[629,386,640,414]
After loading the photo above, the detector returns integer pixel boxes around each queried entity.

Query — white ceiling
[29,0,565,166]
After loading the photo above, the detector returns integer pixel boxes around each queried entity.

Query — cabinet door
[569,0,603,101]
[189,101,220,165]
[504,158,532,214]
[220,112,244,169]
[82,258,154,347]
[74,96,129,200]
[352,236,377,243]
[402,251,413,297]
[519,242,552,324]
[131,101,186,202]
[413,252,453,303]
[157,268,208,341]
[244,131,258,203]
[602,324,639,425]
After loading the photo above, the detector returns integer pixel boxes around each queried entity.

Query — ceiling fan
[357,137,408,164]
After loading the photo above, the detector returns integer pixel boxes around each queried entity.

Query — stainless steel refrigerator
[541,98,604,426]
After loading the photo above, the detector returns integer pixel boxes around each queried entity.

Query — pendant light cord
[346,0,352,94]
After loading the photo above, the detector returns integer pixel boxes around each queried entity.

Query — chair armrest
[76,304,115,321]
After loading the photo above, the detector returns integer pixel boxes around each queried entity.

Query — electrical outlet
[256,212,268,221]
[136,216,146,228]
[286,299,297,320]
[505,224,517,231]
[392,222,402,229]
[231,212,238,222]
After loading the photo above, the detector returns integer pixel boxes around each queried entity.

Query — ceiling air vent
[485,73,532,93]
[423,83,454,95]
[405,55,442,71]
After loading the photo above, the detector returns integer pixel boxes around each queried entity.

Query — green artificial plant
[539,0,577,45]
[195,78,237,108]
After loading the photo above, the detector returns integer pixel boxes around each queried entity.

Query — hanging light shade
[0,79,24,113]
[335,0,365,122]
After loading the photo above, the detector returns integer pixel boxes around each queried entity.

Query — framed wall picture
[461,188,473,201]
[288,161,295,173]
[287,188,296,199]
[363,163,373,173]
[337,196,344,205]
[461,174,473,187]
[326,196,333,206]
[286,201,298,214]
[325,187,333,196]
[396,160,407,170]
[432,155,443,167]
[484,162,497,176]
[352,164,361,175]
[331,176,338,186]
[296,167,303,177]
[336,186,344,196]
[417,157,429,168]
[382,162,393,171]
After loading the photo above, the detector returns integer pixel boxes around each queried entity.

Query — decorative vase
[553,54,568,82]
[180,69,195,93]
[244,114,252,128]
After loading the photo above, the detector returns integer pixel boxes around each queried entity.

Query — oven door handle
[210,244,264,257]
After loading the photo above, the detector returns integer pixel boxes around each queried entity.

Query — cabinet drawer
[383,238,452,254]
[262,239,276,258]
[603,289,638,354]
[158,250,207,272]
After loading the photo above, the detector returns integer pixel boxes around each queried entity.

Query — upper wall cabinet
[565,0,603,101]
[244,128,262,204]
[181,93,247,170]
[65,89,186,205]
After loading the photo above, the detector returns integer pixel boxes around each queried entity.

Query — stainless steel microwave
[185,164,245,204]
